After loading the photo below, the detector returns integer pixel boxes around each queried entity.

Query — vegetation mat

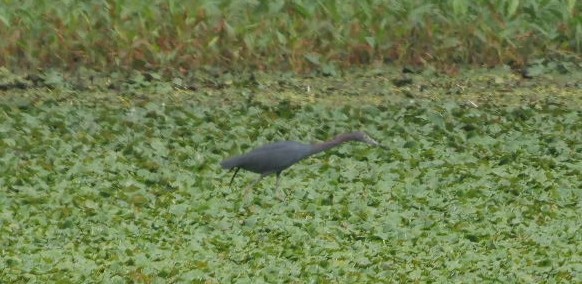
[1,67,581,282]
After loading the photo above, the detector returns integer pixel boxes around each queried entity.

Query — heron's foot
[275,188,287,202]
[221,186,234,198]
[242,187,254,204]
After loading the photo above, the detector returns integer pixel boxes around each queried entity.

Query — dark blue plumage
[221,131,382,189]
[221,141,312,175]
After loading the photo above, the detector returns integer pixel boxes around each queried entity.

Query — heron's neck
[309,133,356,155]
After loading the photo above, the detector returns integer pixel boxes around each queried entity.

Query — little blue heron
[221,131,383,190]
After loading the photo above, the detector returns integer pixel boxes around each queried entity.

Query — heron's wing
[221,141,312,174]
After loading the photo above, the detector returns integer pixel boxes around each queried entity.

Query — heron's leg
[274,172,286,201]
[243,174,264,200]
[275,172,281,190]
[228,168,240,186]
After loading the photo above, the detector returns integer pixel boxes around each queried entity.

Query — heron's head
[352,131,385,147]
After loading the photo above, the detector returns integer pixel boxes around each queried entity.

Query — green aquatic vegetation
[0,98,580,282]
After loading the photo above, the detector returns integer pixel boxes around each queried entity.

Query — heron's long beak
[364,135,388,148]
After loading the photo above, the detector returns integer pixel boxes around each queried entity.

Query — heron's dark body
[220,141,313,175]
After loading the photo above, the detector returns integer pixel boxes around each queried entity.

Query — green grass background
[0,0,579,72]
